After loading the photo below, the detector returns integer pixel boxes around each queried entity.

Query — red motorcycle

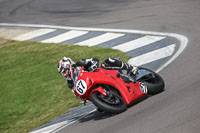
[74,66,164,114]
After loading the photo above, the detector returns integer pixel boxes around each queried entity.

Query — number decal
[76,80,87,95]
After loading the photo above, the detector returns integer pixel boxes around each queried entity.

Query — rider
[57,57,138,91]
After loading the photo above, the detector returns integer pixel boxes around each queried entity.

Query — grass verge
[0,38,130,133]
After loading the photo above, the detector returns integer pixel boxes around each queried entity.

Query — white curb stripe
[128,44,175,66]
[41,30,88,43]
[0,23,188,73]
[30,109,96,133]
[77,33,124,46]
[51,109,96,133]
[13,29,56,41]
[112,36,165,52]
[30,121,69,133]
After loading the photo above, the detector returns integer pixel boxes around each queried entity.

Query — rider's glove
[88,61,98,72]
[86,58,99,72]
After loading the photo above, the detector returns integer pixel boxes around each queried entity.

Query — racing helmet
[57,57,75,80]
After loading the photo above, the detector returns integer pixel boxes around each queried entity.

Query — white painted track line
[77,33,124,46]
[13,29,56,41]
[41,30,88,43]
[128,44,176,66]
[112,36,165,52]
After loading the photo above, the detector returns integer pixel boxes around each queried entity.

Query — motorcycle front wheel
[91,91,127,114]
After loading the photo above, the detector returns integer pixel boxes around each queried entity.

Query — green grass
[0,39,130,133]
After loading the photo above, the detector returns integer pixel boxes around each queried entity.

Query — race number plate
[76,80,87,95]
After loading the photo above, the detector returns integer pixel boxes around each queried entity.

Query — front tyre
[91,91,127,114]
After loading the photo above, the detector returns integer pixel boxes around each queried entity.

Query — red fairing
[74,67,147,105]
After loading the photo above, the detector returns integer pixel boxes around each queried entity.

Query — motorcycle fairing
[74,67,147,105]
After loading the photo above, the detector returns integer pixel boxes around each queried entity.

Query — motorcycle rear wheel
[137,67,165,95]
[91,91,127,114]
[142,71,165,95]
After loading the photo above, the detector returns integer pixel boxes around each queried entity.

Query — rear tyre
[143,72,165,95]
[91,91,127,114]
[137,67,165,95]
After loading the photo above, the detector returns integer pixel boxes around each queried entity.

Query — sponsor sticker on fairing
[140,82,148,93]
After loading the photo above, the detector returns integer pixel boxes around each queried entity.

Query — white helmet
[57,57,75,80]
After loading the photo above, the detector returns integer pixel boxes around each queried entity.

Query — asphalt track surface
[1,0,200,133]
